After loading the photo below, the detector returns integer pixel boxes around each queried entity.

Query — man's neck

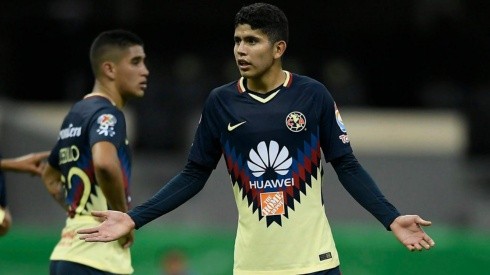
[246,68,286,94]
[87,82,123,108]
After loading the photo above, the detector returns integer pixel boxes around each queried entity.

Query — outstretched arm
[390,215,435,251]
[0,151,50,176]
[331,153,435,251]
[77,160,211,242]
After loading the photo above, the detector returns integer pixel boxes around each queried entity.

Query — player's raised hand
[77,210,135,243]
[390,215,435,251]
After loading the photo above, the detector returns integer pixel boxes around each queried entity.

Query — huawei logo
[247,140,292,177]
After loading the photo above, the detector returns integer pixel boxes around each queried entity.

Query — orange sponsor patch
[260,191,285,216]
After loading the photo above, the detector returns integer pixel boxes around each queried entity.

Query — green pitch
[0,223,488,275]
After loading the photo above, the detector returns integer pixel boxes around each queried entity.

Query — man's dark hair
[234,3,289,44]
[89,29,144,76]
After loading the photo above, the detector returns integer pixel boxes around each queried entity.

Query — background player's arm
[92,141,133,247]
[92,141,127,212]
[41,164,68,211]
[0,151,50,176]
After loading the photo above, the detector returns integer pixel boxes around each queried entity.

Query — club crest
[285,111,306,132]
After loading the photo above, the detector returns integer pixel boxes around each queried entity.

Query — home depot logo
[260,191,285,216]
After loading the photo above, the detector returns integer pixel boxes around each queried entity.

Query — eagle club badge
[285,111,306,132]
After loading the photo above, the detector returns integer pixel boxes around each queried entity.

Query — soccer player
[78,3,435,274]
[0,151,49,236]
[41,29,149,274]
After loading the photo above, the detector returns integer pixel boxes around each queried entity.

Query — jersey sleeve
[88,108,126,148]
[188,92,223,169]
[318,85,353,162]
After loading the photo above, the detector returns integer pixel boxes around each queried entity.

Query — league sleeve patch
[334,103,347,133]
[96,114,117,137]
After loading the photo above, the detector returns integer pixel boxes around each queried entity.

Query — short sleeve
[88,108,126,148]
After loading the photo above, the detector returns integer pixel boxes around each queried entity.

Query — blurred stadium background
[1,1,489,274]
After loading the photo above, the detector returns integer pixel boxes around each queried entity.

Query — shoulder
[291,73,328,92]
[69,98,124,128]
[83,98,123,116]
[204,80,241,107]
[209,80,239,98]
[289,73,334,103]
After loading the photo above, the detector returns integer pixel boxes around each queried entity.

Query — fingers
[406,238,435,251]
[78,232,99,240]
[122,237,133,249]
[419,239,431,250]
[90,211,107,218]
[77,227,100,234]
[423,234,436,247]
[415,216,432,226]
[38,151,51,159]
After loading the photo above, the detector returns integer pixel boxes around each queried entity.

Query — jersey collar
[236,70,293,93]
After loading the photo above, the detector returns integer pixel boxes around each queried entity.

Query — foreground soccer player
[0,151,49,236]
[78,4,434,274]
[42,29,148,274]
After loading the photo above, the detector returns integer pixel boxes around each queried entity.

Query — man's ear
[101,61,116,80]
[273,40,287,59]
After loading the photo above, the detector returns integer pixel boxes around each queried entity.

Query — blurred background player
[41,29,149,275]
[78,3,435,275]
[0,151,49,236]
[159,248,195,275]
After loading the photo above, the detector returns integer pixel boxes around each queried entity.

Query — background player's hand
[77,210,135,243]
[1,151,50,176]
[390,215,435,251]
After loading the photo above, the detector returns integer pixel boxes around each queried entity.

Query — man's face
[234,24,275,79]
[114,45,149,99]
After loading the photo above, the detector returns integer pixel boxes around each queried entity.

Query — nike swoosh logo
[227,121,246,131]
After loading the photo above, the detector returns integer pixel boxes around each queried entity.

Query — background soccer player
[78,3,435,274]
[41,29,149,274]
[0,151,49,236]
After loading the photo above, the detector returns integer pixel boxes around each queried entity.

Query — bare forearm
[95,165,127,212]
[42,164,68,211]
[51,187,69,211]
[0,151,49,175]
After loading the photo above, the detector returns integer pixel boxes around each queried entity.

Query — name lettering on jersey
[96,114,117,137]
[285,111,306,132]
[59,124,82,140]
[59,145,80,165]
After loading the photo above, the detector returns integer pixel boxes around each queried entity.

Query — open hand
[77,210,135,247]
[390,215,435,251]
